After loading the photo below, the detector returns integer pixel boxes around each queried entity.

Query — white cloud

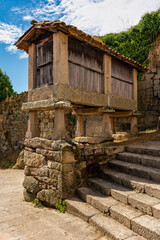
[0,22,26,58]
[19,52,28,59]
[12,0,160,35]
[0,22,22,44]
[23,15,33,21]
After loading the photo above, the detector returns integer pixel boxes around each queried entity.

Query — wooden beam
[73,107,115,115]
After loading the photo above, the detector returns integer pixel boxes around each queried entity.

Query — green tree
[0,68,16,102]
[98,8,160,75]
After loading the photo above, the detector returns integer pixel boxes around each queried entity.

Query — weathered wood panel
[111,77,133,99]
[36,37,53,88]
[68,37,104,93]
[111,58,133,98]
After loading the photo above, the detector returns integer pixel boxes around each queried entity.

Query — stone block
[37,189,58,207]
[23,189,36,202]
[131,215,160,240]
[23,176,40,194]
[24,150,46,168]
[49,169,59,179]
[62,151,76,163]
[48,161,61,170]
[46,151,62,162]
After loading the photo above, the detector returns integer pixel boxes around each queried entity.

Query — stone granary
[15,21,147,207]
[15,20,146,142]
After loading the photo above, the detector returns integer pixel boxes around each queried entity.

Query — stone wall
[138,69,160,129]
[0,92,28,154]
[138,43,160,129]
[23,137,124,206]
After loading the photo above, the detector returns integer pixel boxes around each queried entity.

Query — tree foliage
[0,68,16,102]
[99,9,160,67]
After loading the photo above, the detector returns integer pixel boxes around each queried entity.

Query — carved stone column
[102,113,113,138]
[75,115,84,137]
[25,111,40,139]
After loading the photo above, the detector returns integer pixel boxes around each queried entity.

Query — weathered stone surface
[47,161,61,170]
[74,137,113,144]
[37,189,58,207]
[23,189,36,202]
[49,169,59,179]
[24,150,46,168]
[46,150,62,162]
[66,197,99,222]
[110,203,143,229]
[128,193,160,215]
[90,214,135,240]
[131,215,160,240]
[23,176,40,194]
[24,137,53,150]
[36,148,48,156]
[62,151,76,163]
[12,150,24,169]
[77,187,118,213]
[152,203,160,219]
[24,166,30,176]
[36,166,49,177]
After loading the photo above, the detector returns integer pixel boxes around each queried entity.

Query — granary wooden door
[68,37,104,93]
[36,37,53,88]
[111,58,133,99]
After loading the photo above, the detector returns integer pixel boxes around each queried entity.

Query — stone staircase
[66,141,160,240]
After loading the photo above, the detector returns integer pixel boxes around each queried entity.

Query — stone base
[74,136,113,144]
[23,137,124,207]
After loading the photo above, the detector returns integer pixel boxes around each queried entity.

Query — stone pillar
[28,43,36,91]
[53,108,66,140]
[102,113,113,138]
[26,111,40,139]
[75,115,84,137]
[131,116,138,135]
[103,54,111,94]
[53,31,68,85]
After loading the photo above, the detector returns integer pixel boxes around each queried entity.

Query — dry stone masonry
[0,92,28,154]
[23,137,124,206]
[138,44,160,129]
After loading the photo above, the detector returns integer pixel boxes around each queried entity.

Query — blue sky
[0,0,160,93]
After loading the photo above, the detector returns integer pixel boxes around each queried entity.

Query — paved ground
[0,169,109,240]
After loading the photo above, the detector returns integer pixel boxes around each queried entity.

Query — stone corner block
[23,176,40,194]
[24,150,46,168]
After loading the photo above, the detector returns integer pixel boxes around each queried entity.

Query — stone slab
[110,203,143,229]
[78,187,118,213]
[131,215,160,240]
[66,197,99,222]
[90,214,136,240]
[74,136,113,144]
[128,193,160,215]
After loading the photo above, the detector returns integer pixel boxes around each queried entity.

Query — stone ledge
[74,136,113,144]
[22,99,72,111]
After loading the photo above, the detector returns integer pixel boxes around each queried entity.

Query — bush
[0,68,16,102]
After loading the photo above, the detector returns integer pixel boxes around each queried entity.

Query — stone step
[117,152,160,169]
[101,168,160,199]
[125,143,160,156]
[88,178,160,217]
[108,160,160,182]
[131,215,160,240]
[77,187,143,229]
[66,197,145,240]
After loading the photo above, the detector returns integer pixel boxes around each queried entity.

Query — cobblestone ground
[0,169,108,240]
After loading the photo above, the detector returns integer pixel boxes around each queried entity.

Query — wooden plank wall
[111,58,133,99]
[36,37,53,88]
[68,37,104,93]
